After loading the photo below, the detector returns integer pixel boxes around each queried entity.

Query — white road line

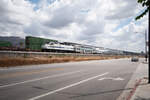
[28,72,109,100]
[98,77,124,81]
[0,70,82,88]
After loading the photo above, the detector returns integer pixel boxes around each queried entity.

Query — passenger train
[41,42,106,54]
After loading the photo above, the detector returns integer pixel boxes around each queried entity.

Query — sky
[0,0,148,52]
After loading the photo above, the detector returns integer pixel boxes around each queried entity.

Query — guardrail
[0,51,108,58]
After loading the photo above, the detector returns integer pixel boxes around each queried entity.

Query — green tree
[135,0,150,20]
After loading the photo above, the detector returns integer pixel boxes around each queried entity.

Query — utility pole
[148,11,150,84]
[145,30,147,62]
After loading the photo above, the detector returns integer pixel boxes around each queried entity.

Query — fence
[0,51,109,58]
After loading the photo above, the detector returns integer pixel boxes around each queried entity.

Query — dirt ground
[0,56,131,67]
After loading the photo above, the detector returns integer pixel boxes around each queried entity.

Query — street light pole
[144,29,150,84]
[135,31,147,59]
[135,30,149,83]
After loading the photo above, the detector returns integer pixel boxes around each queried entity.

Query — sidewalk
[117,60,149,100]
[130,77,150,100]
[130,61,150,100]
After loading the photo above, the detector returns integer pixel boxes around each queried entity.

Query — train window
[49,42,54,45]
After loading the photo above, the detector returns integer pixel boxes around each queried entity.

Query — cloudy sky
[0,0,148,52]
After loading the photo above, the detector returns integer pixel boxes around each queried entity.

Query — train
[0,36,141,55]
[41,42,106,54]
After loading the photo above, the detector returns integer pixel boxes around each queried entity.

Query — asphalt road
[0,58,142,100]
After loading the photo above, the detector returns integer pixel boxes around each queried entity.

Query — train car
[74,45,82,53]
[74,45,94,54]
[25,36,57,51]
[93,48,102,54]
[41,42,75,53]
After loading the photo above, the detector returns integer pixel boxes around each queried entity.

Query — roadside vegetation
[0,55,134,67]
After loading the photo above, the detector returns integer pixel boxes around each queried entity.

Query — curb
[126,79,142,100]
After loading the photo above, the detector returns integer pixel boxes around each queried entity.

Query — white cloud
[0,0,148,52]
[0,0,35,37]
[105,0,138,20]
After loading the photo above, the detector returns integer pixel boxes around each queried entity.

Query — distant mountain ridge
[0,36,25,48]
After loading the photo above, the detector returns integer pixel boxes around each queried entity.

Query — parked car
[131,57,139,62]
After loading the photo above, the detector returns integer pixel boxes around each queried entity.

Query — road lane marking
[98,77,124,81]
[28,72,109,100]
[0,70,82,88]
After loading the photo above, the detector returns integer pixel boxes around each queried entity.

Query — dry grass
[0,55,130,67]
